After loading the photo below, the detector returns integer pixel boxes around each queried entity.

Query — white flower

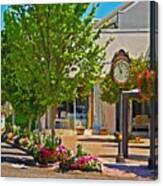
[71,42,75,48]
[69,65,80,78]
[41,57,45,61]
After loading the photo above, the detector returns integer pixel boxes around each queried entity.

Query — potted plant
[99,126,108,135]
[76,122,85,135]
[114,132,123,142]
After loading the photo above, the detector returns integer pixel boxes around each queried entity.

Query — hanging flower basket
[137,69,156,100]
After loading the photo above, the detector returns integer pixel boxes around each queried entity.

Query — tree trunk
[12,112,15,125]
[49,105,58,141]
[45,111,48,129]
[28,118,32,131]
[36,116,41,132]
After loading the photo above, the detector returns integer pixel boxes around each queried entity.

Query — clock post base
[116,155,125,163]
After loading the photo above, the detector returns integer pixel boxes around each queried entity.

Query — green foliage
[43,136,60,149]
[126,58,149,90]
[3,122,13,133]
[18,128,31,138]
[29,130,41,144]
[76,144,88,157]
[15,113,29,128]
[100,76,120,104]
[2,4,109,127]
[100,58,149,104]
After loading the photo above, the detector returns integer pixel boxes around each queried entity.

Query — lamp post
[148,1,158,169]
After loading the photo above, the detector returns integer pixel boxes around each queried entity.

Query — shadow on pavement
[1,156,35,166]
[104,163,157,178]
[128,154,149,161]
[99,154,149,162]
[1,151,32,157]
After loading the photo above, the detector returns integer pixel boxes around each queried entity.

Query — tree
[2,4,110,137]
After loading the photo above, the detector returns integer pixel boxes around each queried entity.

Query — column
[87,89,94,129]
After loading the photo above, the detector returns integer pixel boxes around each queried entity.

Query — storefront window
[55,98,88,129]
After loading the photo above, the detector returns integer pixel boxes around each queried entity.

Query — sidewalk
[1,135,155,180]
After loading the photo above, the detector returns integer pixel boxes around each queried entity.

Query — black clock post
[111,49,131,163]
[115,91,125,163]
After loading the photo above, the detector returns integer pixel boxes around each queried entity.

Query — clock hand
[118,65,122,73]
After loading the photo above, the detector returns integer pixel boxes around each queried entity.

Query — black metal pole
[116,92,125,162]
[148,1,158,170]
[122,93,128,158]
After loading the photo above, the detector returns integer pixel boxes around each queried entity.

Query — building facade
[94,1,150,133]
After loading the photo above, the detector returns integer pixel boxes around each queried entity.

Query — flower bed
[70,155,102,172]
[2,125,103,172]
[59,144,102,172]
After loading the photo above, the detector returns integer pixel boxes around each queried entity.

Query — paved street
[1,135,156,180]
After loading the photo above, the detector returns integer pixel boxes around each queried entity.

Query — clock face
[113,60,130,84]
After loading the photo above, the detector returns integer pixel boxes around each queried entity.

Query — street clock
[112,49,130,85]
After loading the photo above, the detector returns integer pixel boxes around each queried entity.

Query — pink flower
[56,145,67,153]
[76,155,101,166]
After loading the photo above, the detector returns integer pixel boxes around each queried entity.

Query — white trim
[118,2,138,14]
[101,28,150,34]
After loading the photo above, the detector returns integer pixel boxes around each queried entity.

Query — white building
[94,1,150,133]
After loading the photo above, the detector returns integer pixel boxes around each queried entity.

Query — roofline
[100,28,150,34]
[94,1,135,28]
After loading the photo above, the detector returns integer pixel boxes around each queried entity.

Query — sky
[94,2,124,19]
[1,2,124,28]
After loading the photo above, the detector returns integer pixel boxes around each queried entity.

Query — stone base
[116,155,125,163]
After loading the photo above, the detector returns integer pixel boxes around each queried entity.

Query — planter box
[76,128,85,135]
[99,128,108,135]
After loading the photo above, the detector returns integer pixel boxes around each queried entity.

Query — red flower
[40,147,51,158]
[137,72,143,87]
[145,69,151,80]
